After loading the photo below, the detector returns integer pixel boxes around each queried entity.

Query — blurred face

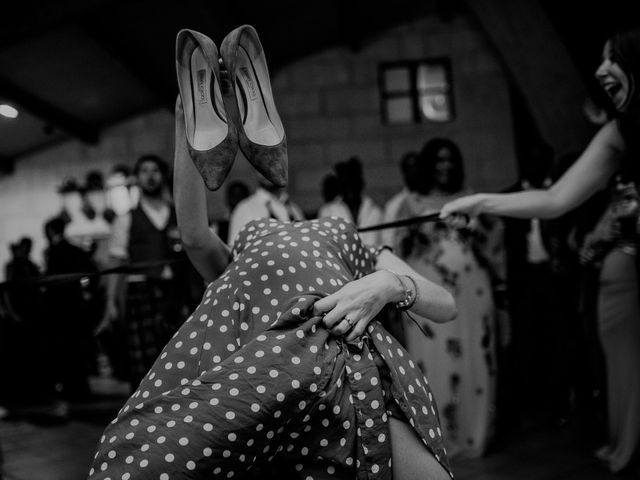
[137,161,164,197]
[15,243,29,258]
[61,191,83,213]
[595,41,631,112]
[341,179,363,204]
[401,155,421,192]
[433,148,456,188]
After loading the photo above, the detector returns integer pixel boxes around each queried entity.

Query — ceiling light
[0,104,19,118]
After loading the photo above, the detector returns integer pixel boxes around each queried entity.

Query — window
[379,58,454,125]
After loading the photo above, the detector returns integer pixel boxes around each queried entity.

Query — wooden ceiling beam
[462,0,594,155]
[81,25,176,110]
[0,0,110,49]
[0,75,100,144]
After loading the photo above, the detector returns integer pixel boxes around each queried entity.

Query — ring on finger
[344,316,357,328]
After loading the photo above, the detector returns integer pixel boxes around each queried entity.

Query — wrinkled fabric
[88,217,452,479]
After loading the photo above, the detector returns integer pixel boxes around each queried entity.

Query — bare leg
[389,416,451,480]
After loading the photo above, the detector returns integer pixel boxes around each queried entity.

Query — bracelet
[384,270,417,311]
[396,275,418,310]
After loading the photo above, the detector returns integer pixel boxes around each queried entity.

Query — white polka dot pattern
[88,218,452,479]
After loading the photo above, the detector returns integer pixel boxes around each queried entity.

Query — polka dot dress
[88,217,453,479]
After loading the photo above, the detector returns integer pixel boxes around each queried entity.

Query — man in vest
[98,154,190,388]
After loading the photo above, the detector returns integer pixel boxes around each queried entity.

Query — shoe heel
[221,25,287,187]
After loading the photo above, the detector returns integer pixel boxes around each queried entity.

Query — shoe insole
[190,48,226,150]
[235,46,281,146]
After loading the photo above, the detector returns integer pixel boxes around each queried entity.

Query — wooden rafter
[0,75,100,144]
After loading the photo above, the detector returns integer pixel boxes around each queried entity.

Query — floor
[1,392,637,480]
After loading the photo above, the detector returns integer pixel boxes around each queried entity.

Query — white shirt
[317,195,383,246]
[227,188,304,246]
[381,188,411,247]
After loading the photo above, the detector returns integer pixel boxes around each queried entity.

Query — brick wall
[0,13,517,279]
[0,111,175,276]
[276,15,517,213]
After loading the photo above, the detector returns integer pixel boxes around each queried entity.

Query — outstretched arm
[174,98,231,282]
[312,249,456,341]
[441,121,625,220]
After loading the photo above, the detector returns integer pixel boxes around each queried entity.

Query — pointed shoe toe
[220,25,287,187]
[176,29,238,191]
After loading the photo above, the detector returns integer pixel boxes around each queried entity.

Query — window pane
[386,97,413,124]
[384,68,411,93]
[417,64,447,91]
[419,93,451,122]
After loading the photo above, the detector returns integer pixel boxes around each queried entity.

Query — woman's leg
[389,416,451,480]
[598,250,640,472]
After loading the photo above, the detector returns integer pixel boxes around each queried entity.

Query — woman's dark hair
[334,156,364,196]
[399,151,422,192]
[610,28,640,180]
[321,174,340,203]
[225,180,250,210]
[419,137,465,194]
[85,170,104,192]
[609,28,640,111]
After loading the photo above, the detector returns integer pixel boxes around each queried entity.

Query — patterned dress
[88,217,452,480]
[391,192,501,458]
[580,180,640,472]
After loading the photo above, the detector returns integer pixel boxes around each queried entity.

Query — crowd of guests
[219,135,639,470]
[1,133,639,471]
[0,156,202,418]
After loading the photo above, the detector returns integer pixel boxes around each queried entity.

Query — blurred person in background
[391,137,504,458]
[215,180,250,243]
[318,156,383,246]
[499,142,565,431]
[381,151,422,248]
[104,164,135,222]
[3,237,40,322]
[96,154,191,388]
[79,170,113,268]
[441,28,640,472]
[227,174,304,246]
[44,216,98,403]
[578,173,640,469]
[1,237,49,411]
[321,173,341,205]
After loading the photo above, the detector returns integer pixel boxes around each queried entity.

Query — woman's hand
[311,270,403,342]
[439,193,485,219]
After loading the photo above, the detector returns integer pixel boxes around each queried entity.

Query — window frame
[378,57,455,125]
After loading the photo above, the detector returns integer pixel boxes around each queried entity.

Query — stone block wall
[275,15,517,213]
[0,12,517,278]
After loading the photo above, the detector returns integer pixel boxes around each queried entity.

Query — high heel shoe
[220,25,288,187]
[175,29,238,191]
